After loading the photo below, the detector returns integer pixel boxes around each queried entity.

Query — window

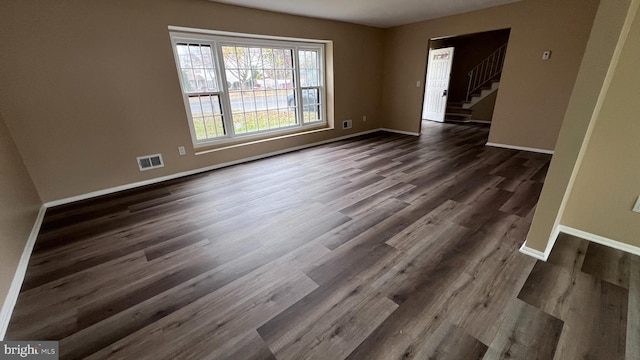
[170,32,326,146]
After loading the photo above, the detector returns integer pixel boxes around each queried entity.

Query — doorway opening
[421,28,511,127]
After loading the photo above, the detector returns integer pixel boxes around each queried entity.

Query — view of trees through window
[222,46,297,135]
[173,35,324,143]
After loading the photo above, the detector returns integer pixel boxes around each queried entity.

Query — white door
[422,47,454,122]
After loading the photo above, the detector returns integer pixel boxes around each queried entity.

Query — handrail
[466,43,508,101]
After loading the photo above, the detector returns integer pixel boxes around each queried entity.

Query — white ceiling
[210,0,523,28]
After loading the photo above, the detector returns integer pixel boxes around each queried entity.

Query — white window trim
[169,30,327,148]
[168,26,330,44]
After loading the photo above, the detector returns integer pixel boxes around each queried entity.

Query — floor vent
[137,154,164,171]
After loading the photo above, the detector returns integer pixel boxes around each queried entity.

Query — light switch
[542,51,551,60]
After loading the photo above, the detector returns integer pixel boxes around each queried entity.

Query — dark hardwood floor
[6,121,636,359]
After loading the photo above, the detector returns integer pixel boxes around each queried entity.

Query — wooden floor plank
[483,299,563,360]
[319,197,409,250]
[411,321,488,360]
[219,331,277,360]
[85,264,317,360]
[581,241,632,289]
[518,261,628,360]
[263,286,397,360]
[448,217,536,345]
[345,272,476,360]
[546,232,588,272]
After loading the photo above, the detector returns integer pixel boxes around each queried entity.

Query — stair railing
[466,43,508,101]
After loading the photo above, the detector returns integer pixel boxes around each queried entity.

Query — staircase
[445,81,500,122]
[444,43,507,122]
[463,80,500,109]
[445,102,474,122]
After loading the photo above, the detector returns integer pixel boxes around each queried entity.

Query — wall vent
[137,154,164,171]
[342,119,352,129]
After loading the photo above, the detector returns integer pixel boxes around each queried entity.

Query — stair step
[445,113,472,121]
[463,81,500,109]
[470,81,500,97]
[446,107,473,115]
[445,118,491,125]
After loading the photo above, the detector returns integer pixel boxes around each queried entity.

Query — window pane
[189,95,225,139]
[301,88,320,123]
[254,90,267,110]
[299,50,320,87]
[176,45,192,68]
[262,48,274,69]
[284,49,294,69]
[193,118,206,140]
[234,113,247,134]
[176,43,218,93]
[229,92,243,112]
[223,45,298,135]
[222,46,256,91]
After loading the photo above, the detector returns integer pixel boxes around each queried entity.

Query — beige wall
[0,0,384,202]
[524,0,633,252]
[0,111,41,318]
[561,2,640,247]
[381,0,598,150]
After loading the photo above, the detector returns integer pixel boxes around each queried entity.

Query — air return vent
[137,154,164,171]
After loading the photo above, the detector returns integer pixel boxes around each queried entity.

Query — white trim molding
[486,142,554,155]
[380,128,421,136]
[558,225,640,257]
[519,243,547,261]
[0,205,47,340]
[519,225,560,261]
[168,26,331,44]
[45,129,383,208]
[519,224,640,262]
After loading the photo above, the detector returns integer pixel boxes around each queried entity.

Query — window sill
[194,125,334,155]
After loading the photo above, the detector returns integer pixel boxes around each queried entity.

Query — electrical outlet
[342,119,352,130]
[542,50,551,60]
[178,146,186,156]
[633,196,640,213]
[363,115,367,122]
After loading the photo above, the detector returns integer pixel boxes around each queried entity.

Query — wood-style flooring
[6,121,637,359]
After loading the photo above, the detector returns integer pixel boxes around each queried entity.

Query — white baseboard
[486,142,554,155]
[519,224,640,262]
[380,128,421,136]
[45,129,384,208]
[518,243,547,261]
[0,205,47,340]
[519,225,560,261]
[558,225,640,257]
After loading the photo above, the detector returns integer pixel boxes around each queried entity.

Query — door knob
[442,89,448,97]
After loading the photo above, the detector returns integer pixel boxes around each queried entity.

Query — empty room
[0,0,639,359]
